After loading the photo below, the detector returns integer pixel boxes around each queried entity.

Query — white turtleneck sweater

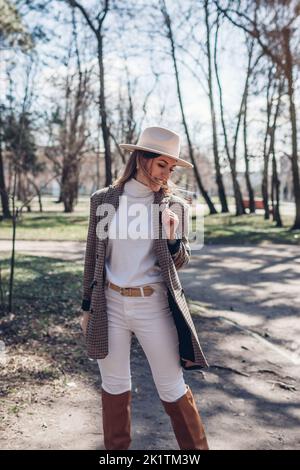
[105,177,164,287]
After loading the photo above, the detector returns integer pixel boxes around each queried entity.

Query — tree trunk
[283,29,300,230]
[242,49,255,213]
[268,70,284,228]
[0,143,11,219]
[262,167,270,219]
[261,68,274,220]
[262,147,271,220]
[8,173,17,313]
[29,178,43,212]
[62,158,79,213]
[231,166,245,216]
[214,17,245,215]
[204,0,228,213]
[271,152,282,227]
[97,36,112,187]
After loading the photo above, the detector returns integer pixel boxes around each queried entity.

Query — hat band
[137,140,180,157]
[137,150,160,159]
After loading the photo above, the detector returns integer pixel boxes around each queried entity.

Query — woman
[80,126,210,450]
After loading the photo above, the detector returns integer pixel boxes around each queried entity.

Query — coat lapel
[152,189,174,291]
[101,184,123,249]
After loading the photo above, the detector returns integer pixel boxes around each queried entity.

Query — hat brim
[119,144,193,169]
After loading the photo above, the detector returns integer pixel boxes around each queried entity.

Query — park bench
[243,199,273,213]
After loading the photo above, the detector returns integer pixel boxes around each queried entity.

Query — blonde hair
[113,150,176,196]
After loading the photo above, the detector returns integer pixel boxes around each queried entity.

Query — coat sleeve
[167,199,191,270]
[81,195,97,311]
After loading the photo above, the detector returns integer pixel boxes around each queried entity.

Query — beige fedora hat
[119,126,193,169]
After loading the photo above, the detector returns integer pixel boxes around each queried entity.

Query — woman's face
[146,156,177,191]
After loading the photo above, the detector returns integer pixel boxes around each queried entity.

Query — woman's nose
[162,168,170,178]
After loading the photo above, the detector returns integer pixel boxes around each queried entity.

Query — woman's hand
[182,358,195,367]
[162,207,179,240]
[80,311,90,337]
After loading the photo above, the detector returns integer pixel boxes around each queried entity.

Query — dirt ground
[0,241,299,450]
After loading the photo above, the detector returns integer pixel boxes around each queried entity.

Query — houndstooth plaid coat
[81,182,209,371]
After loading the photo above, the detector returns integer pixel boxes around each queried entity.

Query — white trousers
[97,282,187,402]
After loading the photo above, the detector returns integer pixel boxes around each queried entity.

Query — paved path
[0,240,86,261]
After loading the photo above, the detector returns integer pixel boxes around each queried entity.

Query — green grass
[200,213,300,245]
[0,196,90,241]
[0,254,92,401]
[0,213,88,241]
[0,253,83,321]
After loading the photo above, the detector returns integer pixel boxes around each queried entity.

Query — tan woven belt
[106,281,154,297]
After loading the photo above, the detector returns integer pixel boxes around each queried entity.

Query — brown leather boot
[161,385,209,450]
[101,387,132,450]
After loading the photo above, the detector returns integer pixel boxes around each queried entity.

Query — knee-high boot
[161,385,209,450]
[101,387,132,450]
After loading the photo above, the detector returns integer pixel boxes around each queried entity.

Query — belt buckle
[120,287,131,296]
[144,286,154,296]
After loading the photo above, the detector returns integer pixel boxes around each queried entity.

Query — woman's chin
[152,183,162,192]
[152,179,165,191]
